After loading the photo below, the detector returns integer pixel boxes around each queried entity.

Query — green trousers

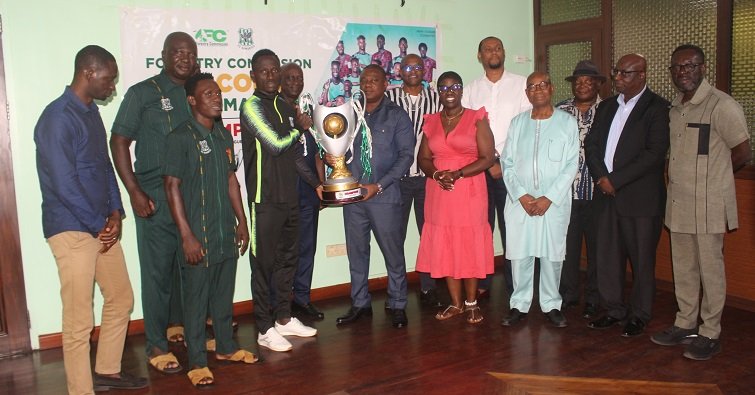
[135,198,182,355]
[181,258,239,368]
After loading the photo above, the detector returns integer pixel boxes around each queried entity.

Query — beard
[487,60,503,69]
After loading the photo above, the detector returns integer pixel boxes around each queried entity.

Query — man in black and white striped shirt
[385,54,443,308]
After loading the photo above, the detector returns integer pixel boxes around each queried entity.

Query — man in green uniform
[110,31,197,371]
[163,72,257,387]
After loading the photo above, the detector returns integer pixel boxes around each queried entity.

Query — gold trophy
[311,98,366,206]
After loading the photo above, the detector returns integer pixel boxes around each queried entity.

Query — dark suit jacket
[584,88,670,217]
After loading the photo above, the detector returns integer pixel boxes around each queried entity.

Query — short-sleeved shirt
[556,96,602,200]
[112,70,192,199]
[162,118,238,265]
[666,79,750,234]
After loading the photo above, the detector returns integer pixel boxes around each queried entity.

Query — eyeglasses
[525,81,551,92]
[668,63,703,73]
[611,69,644,77]
[438,83,463,93]
[402,64,424,73]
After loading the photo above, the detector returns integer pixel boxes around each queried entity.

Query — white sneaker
[257,328,293,352]
[275,317,318,337]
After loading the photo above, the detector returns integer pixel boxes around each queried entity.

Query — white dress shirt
[461,70,531,155]
[604,85,646,172]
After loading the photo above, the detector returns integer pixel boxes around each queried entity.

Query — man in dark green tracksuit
[163,73,256,387]
[110,32,197,369]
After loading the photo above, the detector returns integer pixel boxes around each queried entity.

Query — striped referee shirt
[385,86,443,176]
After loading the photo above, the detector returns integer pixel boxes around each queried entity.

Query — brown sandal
[435,305,464,320]
[166,325,184,343]
[465,300,484,324]
[187,367,214,388]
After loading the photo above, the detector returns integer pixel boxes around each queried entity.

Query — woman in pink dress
[416,71,496,324]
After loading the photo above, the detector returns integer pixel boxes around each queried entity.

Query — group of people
[319,35,438,106]
[34,29,750,394]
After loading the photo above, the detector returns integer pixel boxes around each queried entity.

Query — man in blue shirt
[329,65,415,328]
[34,45,146,394]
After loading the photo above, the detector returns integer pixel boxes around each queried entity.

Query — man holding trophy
[240,49,323,352]
[318,64,415,328]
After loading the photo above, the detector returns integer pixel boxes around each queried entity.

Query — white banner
[119,7,438,194]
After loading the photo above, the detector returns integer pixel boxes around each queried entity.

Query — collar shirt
[604,85,647,172]
[461,70,531,155]
[557,96,602,200]
[349,97,415,204]
[162,119,238,265]
[666,79,750,233]
[35,87,125,238]
[385,86,443,176]
[111,70,192,197]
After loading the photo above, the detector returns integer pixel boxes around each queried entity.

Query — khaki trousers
[670,232,726,339]
[48,231,134,395]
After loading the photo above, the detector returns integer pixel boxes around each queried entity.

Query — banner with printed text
[120,7,438,196]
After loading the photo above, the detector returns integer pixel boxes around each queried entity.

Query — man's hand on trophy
[360,183,380,201]
[323,153,338,167]
[296,107,314,131]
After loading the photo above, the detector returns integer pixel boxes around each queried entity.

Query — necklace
[442,108,464,127]
[407,95,419,110]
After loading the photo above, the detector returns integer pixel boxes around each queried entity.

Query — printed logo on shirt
[199,140,212,154]
[161,97,173,111]
[289,116,295,128]
[238,28,254,50]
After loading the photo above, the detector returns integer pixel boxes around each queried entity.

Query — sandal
[435,305,464,320]
[187,367,214,388]
[216,349,259,364]
[465,300,484,324]
[167,325,184,343]
[148,352,182,374]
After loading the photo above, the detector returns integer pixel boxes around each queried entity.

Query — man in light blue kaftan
[501,72,579,328]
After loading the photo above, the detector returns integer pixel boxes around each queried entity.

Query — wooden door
[0,15,31,358]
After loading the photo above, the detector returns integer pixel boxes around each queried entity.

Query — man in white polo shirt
[461,36,531,301]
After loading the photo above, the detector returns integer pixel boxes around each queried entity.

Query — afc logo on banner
[194,29,228,46]
[238,28,254,50]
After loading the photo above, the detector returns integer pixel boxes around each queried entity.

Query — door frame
[0,14,31,357]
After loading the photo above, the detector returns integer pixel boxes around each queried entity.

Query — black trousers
[560,199,599,305]
[595,198,662,323]
[250,202,299,333]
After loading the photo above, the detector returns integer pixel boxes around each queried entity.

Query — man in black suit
[584,53,669,337]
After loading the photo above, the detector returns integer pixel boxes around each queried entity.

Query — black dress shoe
[420,289,443,308]
[292,302,325,320]
[561,300,579,310]
[501,308,527,326]
[93,371,148,390]
[392,309,408,328]
[336,306,372,325]
[545,309,568,328]
[622,317,646,337]
[582,303,598,319]
[588,315,622,329]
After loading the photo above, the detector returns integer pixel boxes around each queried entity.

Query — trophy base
[322,186,364,206]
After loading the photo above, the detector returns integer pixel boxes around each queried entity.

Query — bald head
[163,32,194,51]
[280,62,304,104]
[613,53,647,100]
[400,54,421,68]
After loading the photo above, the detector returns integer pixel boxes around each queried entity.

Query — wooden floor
[3,272,755,395]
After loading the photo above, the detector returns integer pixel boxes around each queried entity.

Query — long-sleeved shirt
[556,96,602,200]
[348,96,415,204]
[240,90,320,204]
[35,87,124,238]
